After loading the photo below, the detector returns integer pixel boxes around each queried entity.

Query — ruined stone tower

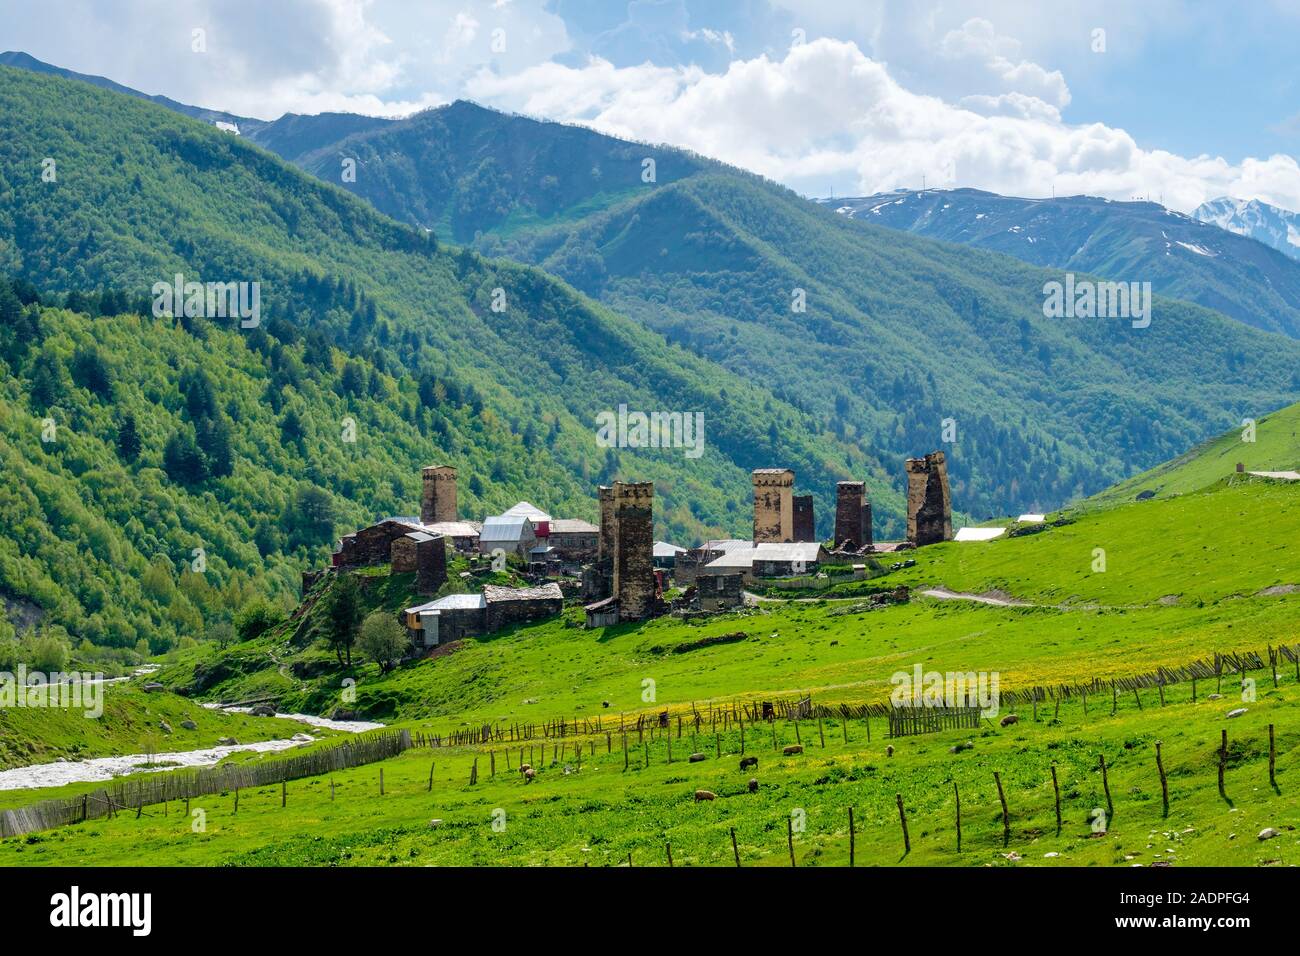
[834,481,872,551]
[752,468,794,543]
[792,494,816,543]
[421,465,457,524]
[612,481,655,621]
[905,452,953,547]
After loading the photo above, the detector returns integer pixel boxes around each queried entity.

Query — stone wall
[792,494,816,543]
[484,584,564,631]
[697,572,744,611]
[612,481,656,620]
[752,468,794,543]
[421,465,458,524]
[906,452,953,547]
[339,520,416,567]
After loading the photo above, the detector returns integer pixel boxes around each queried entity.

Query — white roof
[955,527,1006,541]
[481,515,533,541]
[503,501,551,521]
[753,542,823,563]
[654,541,686,557]
[699,538,752,553]
[1017,514,1046,523]
[703,548,758,570]
[423,520,480,537]
[1248,470,1300,481]
[405,593,486,615]
[549,518,598,534]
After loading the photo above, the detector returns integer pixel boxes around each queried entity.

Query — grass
[3,678,1295,867]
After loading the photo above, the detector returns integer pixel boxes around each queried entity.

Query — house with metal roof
[479,514,537,555]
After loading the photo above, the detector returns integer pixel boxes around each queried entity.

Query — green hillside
[1085,401,1300,508]
[0,66,889,657]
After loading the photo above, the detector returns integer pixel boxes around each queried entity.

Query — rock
[782,744,803,756]
[291,733,312,742]
[1207,693,1223,700]
[747,778,758,793]
[1043,852,1059,858]
[1226,708,1248,719]
[694,789,716,802]
[142,682,165,693]
[688,752,707,763]
[329,708,357,721]
[180,719,198,730]
[1000,714,1019,727]
[249,703,277,717]
[216,737,238,746]
[159,721,172,734]
[1258,828,1280,841]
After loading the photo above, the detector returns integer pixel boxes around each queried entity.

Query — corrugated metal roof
[481,515,532,541]
[653,541,685,557]
[704,548,758,570]
[423,520,481,537]
[700,538,752,553]
[753,542,823,563]
[404,593,486,615]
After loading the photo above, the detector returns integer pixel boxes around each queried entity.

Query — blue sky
[1,0,1297,211]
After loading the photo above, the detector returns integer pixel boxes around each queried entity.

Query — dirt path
[919,587,1032,607]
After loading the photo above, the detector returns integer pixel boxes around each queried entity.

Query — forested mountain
[824,188,1300,338]
[0,66,883,658]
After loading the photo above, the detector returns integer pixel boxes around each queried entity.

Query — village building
[546,518,600,562]
[583,480,658,624]
[792,494,816,542]
[699,541,826,582]
[405,582,563,647]
[696,571,745,611]
[653,541,685,569]
[479,514,537,556]
[673,538,752,585]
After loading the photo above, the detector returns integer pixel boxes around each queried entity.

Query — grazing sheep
[999,714,1019,727]
[519,764,533,774]
[694,789,716,802]
[747,778,759,793]
[523,768,536,783]
[782,744,803,756]
[688,752,707,763]
[886,745,894,757]
[739,756,758,771]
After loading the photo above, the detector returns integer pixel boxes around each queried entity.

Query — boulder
[1258,828,1280,841]
[329,708,358,721]
[159,721,172,734]
[1226,708,1248,719]
[249,703,277,717]
[142,682,165,693]
[180,719,198,731]
[216,736,238,746]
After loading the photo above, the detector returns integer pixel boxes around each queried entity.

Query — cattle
[694,789,716,802]
[739,756,758,771]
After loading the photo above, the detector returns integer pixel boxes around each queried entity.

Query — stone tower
[905,452,953,547]
[792,494,816,543]
[834,481,872,551]
[612,481,655,621]
[752,468,794,543]
[597,485,616,561]
[421,465,457,525]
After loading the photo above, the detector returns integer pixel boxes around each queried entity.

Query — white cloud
[465,37,1300,212]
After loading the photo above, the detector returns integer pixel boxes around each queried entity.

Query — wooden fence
[888,705,983,737]
[0,729,411,840]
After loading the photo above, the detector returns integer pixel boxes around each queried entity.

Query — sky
[1,0,1298,213]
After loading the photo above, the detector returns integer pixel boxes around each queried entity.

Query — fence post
[896,793,910,855]
[848,807,855,867]
[731,827,741,867]
[1218,729,1228,800]
[953,781,961,852]
[993,772,1010,845]
[1050,764,1061,834]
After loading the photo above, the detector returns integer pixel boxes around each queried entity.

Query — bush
[234,599,286,642]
